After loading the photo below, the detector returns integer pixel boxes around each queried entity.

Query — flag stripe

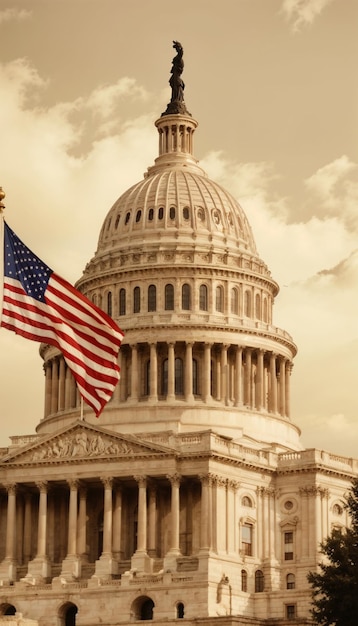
[1,222,124,416]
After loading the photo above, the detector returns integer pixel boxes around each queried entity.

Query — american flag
[1,221,124,417]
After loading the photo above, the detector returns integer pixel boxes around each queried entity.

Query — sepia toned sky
[0,0,357,456]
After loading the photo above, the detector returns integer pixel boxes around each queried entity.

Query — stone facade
[0,67,356,626]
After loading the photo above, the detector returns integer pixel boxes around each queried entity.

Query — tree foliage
[308,478,358,625]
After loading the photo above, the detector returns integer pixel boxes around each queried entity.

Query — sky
[0,0,357,456]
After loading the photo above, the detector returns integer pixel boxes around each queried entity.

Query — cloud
[280,0,334,32]
[202,150,357,286]
[0,7,31,25]
[304,156,358,230]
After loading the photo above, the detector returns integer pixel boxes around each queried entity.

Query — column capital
[67,479,80,490]
[167,473,181,486]
[101,476,113,489]
[36,481,48,493]
[4,483,17,495]
[134,475,147,487]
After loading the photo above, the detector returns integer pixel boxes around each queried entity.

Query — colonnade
[43,342,292,420]
[0,473,221,583]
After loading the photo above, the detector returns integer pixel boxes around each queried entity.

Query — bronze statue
[162,41,191,117]
[170,40,185,103]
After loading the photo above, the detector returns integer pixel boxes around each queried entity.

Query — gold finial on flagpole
[0,188,5,213]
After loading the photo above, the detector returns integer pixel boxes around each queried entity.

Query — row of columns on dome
[0,477,330,584]
[43,342,292,418]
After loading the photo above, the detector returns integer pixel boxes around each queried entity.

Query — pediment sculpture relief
[31,431,133,461]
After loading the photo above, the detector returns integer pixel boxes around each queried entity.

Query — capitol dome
[38,53,300,452]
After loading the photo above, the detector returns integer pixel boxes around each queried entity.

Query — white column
[77,486,87,559]
[185,343,194,401]
[149,343,158,402]
[148,486,157,557]
[131,344,138,400]
[235,346,243,406]
[203,343,212,402]
[269,353,277,414]
[167,474,181,555]
[113,485,123,560]
[168,343,175,399]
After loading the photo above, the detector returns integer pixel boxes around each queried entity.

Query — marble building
[0,45,356,626]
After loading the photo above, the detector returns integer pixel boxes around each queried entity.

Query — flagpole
[0,188,5,327]
[80,396,84,420]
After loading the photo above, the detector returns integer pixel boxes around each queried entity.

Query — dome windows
[182,284,191,310]
[165,284,174,310]
[125,212,131,225]
[169,206,175,220]
[158,207,164,220]
[136,210,142,223]
[199,284,208,311]
[148,208,154,221]
[183,206,190,220]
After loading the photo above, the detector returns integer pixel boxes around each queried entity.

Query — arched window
[263,297,268,322]
[176,602,184,619]
[231,287,239,314]
[148,208,154,221]
[92,293,97,306]
[255,293,261,320]
[133,286,141,313]
[241,569,248,593]
[286,573,295,589]
[199,284,208,311]
[158,207,164,220]
[175,358,183,394]
[244,290,251,317]
[161,358,184,395]
[125,212,130,225]
[183,207,190,220]
[140,598,154,620]
[169,206,175,219]
[107,291,112,316]
[115,214,120,229]
[182,284,191,310]
[119,288,126,315]
[216,285,224,312]
[136,210,142,223]
[165,284,174,310]
[148,285,156,312]
[145,360,150,396]
[255,570,264,592]
[333,503,343,516]
[58,602,78,626]
[242,496,252,507]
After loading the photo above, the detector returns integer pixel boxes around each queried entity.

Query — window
[158,207,164,220]
[255,570,264,592]
[165,284,174,310]
[263,297,268,322]
[216,285,223,312]
[231,287,238,314]
[241,569,248,592]
[148,285,156,312]
[284,531,294,560]
[107,292,112,316]
[133,287,141,313]
[193,359,198,395]
[286,604,296,620]
[169,206,175,219]
[242,496,252,508]
[242,523,253,556]
[176,603,184,619]
[286,573,295,590]
[183,207,190,220]
[135,210,142,223]
[199,284,208,311]
[125,212,130,225]
[119,288,126,316]
[255,294,261,320]
[182,284,191,310]
[333,503,343,516]
[175,358,184,394]
[244,290,251,317]
[148,208,154,221]
[92,293,97,306]
[115,214,120,229]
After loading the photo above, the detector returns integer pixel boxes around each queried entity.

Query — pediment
[1,421,173,465]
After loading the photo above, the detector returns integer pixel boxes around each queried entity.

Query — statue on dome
[162,41,191,117]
